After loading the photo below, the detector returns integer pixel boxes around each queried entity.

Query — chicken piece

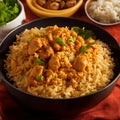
[60,0,65,9]
[28,64,44,79]
[53,43,61,51]
[73,55,88,72]
[37,0,46,6]
[38,46,54,59]
[66,0,77,8]
[48,55,60,71]
[25,64,44,86]
[48,2,60,10]
[28,38,42,55]
[85,38,95,44]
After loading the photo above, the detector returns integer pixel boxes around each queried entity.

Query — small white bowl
[85,0,120,26]
[0,1,26,41]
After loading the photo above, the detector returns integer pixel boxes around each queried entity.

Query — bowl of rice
[85,0,120,26]
[0,17,120,116]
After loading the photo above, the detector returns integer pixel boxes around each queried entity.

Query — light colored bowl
[26,0,83,17]
[0,1,26,41]
[85,0,120,26]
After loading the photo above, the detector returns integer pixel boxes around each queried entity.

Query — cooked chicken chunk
[48,54,60,71]
[38,46,54,59]
[73,55,88,72]
[28,38,42,55]
[28,64,44,79]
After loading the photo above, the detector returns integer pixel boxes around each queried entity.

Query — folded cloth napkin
[74,79,120,120]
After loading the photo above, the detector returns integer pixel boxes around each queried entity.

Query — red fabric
[0,0,120,119]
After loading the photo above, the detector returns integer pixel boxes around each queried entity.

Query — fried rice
[4,25,115,98]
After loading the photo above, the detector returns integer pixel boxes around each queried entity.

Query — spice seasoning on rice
[4,25,115,98]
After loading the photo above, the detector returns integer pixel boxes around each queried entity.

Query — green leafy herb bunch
[0,0,20,26]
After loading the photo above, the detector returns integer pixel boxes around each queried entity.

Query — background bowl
[26,0,83,17]
[0,0,26,41]
[0,17,120,116]
[85,0,120,26]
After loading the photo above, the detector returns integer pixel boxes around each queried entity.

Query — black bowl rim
[1,17,120,45]
[0,17,120,100]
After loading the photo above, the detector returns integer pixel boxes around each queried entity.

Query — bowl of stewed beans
[26,0,83,17]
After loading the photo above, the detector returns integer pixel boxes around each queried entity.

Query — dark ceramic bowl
[0,17,120,116]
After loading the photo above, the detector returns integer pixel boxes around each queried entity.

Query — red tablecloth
[0,0,120,120]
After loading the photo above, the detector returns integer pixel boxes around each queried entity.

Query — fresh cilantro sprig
[80,42,95,53]
[0,0,20,26]
[73,27,96,40]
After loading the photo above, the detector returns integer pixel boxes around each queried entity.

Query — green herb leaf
[3,0,18,6]
[68,36,76,42]
[26,39,31,43]
[73,27,96,40]
[0,0,20,26]
[87,42,95,48]
[35,34,40,37]
[55,37,66,46]
[80,42,95,53]
[36,75,44,80]
[80,46,87,53]
[35,58,45,66]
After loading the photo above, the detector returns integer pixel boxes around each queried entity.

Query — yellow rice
[4,25,115,98]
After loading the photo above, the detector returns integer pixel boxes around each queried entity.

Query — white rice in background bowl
[85,0,120,25]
